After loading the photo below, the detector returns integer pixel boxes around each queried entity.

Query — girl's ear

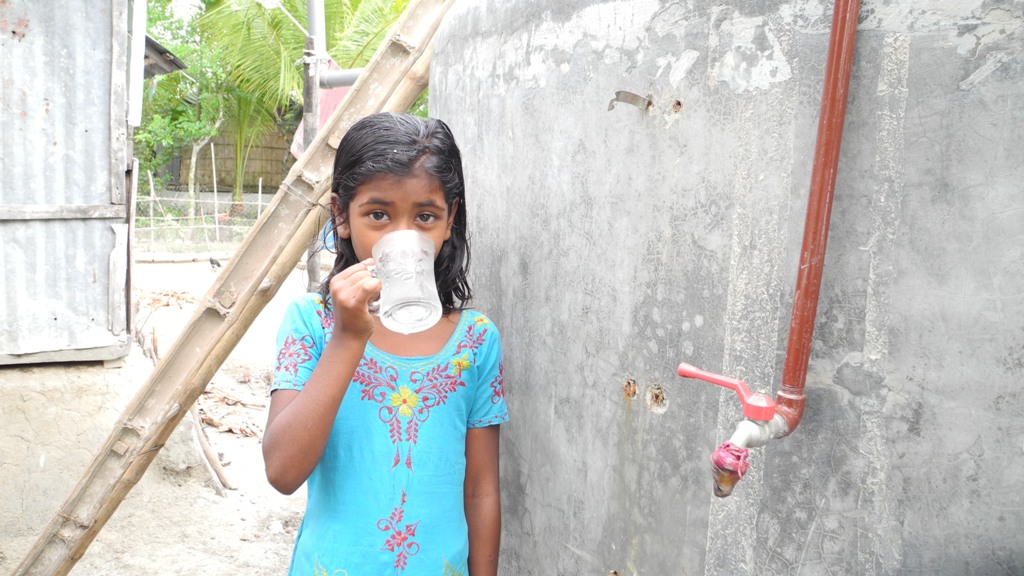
[337,218,351,239]
[444,198,460,241]
[332,197,351,239]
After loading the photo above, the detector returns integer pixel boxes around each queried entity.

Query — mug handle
[367,265,381,315]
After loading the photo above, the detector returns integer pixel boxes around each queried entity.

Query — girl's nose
[392,218,419,232]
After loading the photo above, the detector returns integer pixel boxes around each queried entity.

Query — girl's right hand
[328,258,382,341]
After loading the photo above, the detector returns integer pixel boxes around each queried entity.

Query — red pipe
[777,0,861,435]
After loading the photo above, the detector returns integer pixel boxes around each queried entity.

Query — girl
[264,112,508,576]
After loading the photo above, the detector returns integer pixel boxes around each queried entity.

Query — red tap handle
[677,362,776,421]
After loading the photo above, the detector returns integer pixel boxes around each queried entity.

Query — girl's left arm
[465,425,501,576]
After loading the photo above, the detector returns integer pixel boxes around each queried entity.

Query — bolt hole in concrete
[672,99,682,112]
[623,378,637,399]
[645,384,668,414]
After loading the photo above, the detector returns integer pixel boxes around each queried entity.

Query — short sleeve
[271,294,330,392]
[466,314,509,428]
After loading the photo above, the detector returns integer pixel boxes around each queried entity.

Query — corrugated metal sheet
[0,0,132,364]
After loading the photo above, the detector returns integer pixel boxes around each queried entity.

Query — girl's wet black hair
[319,112,472,314]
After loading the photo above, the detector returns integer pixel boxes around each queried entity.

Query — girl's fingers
[334,258,375,281]
[341,275,381,306]
[329,260,375,294]
[329,266,381,339]
[330,264,381,310]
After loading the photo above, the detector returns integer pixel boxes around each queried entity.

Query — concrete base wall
[0,349,214,568]
[432,1,1024,574]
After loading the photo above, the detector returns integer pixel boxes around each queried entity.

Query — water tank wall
[431,1,1024,574]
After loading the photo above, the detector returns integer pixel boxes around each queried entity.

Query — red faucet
[677,363,776,421]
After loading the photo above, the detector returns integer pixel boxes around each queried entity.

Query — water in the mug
[381,300,441,334]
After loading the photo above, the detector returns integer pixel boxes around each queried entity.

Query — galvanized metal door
[0,0,133,364]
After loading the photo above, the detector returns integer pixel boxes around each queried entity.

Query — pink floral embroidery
[468,414,506,428]
[356,360,466,471]
[412,363,465,413]
[315,306,333,331]
[378,491,420,572]
[354,321,489,471]
[455,322,487,355]
[276,334,314,376]
[489,363,505,404]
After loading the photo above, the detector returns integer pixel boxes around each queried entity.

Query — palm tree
[197,0,410,207]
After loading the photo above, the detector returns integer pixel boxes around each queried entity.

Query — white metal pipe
[727,415,789,449]
[320,68,363,88]
[307,0,326,55]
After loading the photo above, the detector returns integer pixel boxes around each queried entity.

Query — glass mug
[367,230,443,334]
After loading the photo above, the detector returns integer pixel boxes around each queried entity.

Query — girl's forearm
[465,424,502,575]
[262,336,365,494]
[466,491,501,576]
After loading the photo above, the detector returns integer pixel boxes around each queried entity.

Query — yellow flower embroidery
[474,316,489,326]
[451,353,472,376]
[390,386,420,417]
[313,557,347,576]
[444,558,467,576]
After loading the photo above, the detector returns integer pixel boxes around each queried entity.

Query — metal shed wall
[0,1,132,364]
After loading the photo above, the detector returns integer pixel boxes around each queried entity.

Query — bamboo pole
[13,1,450,573]
[384,43,433,111]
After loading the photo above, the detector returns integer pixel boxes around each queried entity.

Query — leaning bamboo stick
[384,43,434,111]
[12,1,450,573]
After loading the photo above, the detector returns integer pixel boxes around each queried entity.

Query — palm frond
[199,0,305,110]
[331,0,409,68]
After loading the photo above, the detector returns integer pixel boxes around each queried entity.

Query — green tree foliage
[138,0,415,215]
[198,0,410,205]
[135,0,226,220]
[134,59,226,184]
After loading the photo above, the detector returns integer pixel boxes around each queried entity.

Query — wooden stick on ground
[189,403,235,492]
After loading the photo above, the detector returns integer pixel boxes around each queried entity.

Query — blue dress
[272,294,509,576]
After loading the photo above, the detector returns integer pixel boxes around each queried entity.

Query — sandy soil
[10,258,318,575]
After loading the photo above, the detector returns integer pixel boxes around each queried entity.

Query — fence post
[211,142,219,243]
[258,177,263,217]
[149,183,155,249]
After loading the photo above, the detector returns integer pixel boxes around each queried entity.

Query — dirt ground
[6,258,318,575]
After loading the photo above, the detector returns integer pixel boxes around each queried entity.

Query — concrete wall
[431,1,1024,574]
[0,350,214,570]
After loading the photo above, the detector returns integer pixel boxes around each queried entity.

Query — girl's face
[337,171,457,262]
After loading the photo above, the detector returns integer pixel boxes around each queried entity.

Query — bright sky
[169,0,202,20]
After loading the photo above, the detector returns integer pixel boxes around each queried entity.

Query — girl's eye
[416,213,439,224]
[368,211,388,222]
